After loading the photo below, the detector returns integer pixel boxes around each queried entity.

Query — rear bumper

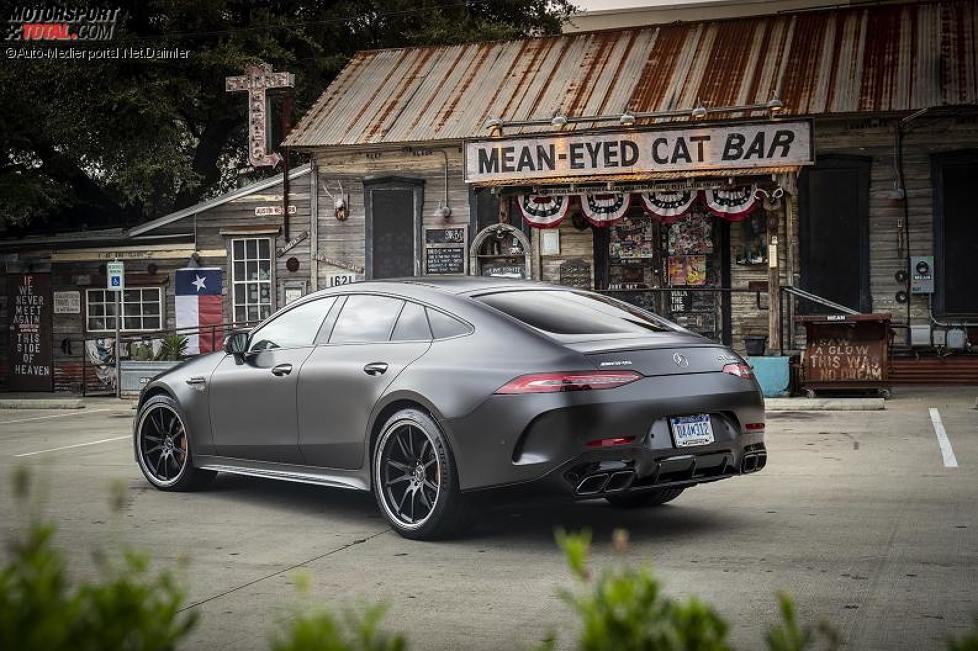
[465,439,766,504]
[443,371,765,492]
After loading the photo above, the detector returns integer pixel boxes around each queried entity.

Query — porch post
[766,200,784,353]
[309,160,319,292]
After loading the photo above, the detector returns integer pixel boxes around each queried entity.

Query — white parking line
[929,407,959,468]
[14,435,130,458]
[0,408,111,425]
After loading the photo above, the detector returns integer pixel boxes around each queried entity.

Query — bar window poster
[667,210,714,255]
[667,256,686,285]
[6,273,54,391]
[667,255,707,286]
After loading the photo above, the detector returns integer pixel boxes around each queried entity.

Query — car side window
[426,308,470,339]
[391,302,432,341]
[249,297,336,351]
[330,295,404,344]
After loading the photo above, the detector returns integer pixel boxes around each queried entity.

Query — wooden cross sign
[226,63,295,168]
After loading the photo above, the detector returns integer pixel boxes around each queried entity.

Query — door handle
[363,362,389,376]
[271,363,293,377]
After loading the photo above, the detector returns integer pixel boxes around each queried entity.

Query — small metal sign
[106,260,125,291]
[53,291,81,314]
[558,258,592,289]
[256,205,298,217]
[276,230,308,257]
[327,273,359,287]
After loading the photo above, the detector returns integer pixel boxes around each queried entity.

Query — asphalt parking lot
[1,387,976,650]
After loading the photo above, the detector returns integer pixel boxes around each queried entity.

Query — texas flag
[175,268,224,355]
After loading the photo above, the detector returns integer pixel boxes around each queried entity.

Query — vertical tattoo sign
[7,273,53,391]
[226,63,295,167]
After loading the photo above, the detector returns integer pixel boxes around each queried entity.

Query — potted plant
[120,334,189,396]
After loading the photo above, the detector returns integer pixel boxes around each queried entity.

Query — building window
[231,237,273,323]
[86,288,163,332]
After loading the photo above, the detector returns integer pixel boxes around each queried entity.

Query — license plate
[669,414,715,447]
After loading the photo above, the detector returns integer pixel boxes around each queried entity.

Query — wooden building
[1,166,313,393]
[4,0,978,392]
[279,1,978,382]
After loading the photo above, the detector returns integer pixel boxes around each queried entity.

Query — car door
[209,296,336,463]
[298,295,431,469]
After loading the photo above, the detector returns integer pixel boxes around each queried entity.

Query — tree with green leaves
[0,0,573,233]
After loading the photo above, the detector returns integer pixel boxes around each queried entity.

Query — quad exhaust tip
[575,470,635,495]
[576,473,609,495]
[605,470,635,492]
[741,452,767,474]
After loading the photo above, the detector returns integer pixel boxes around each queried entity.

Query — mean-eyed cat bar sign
[464,120,813,184]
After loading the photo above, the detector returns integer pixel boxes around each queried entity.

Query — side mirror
[223,330,250,356]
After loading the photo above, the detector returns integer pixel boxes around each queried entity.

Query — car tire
[605,487,685,508]
[372,408,469,540]
[135,394,216,492]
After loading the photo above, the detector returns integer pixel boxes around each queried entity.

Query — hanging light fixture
[486,117,503,136]
[619,112,636,127]
[766,95,785,115]
[551,114,568,128]
[433,204,452,220]
[691,103,708,120]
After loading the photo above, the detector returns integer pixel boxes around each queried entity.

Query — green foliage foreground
[2,471,976,650]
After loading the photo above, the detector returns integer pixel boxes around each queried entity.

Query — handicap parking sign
[107,261,125,291]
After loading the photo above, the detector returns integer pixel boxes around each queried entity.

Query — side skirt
[194,455,370,492]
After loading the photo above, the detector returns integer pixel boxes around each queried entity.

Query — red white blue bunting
[517,185,764,229]
[517,193,570,229]
[578,192,630,226]
[703,185,759,220]
[638,189,698,222]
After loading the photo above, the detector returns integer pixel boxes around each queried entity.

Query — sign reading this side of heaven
[464,120,814,184]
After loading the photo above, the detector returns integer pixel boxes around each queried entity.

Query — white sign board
[106,260,125,291]
[255,205,298,217]
[464,121,814,184]
[53,291,81,314]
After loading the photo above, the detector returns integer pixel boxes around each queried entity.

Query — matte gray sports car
[134,277,766,539]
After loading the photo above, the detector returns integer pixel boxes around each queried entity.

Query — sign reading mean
[464,121,813,184]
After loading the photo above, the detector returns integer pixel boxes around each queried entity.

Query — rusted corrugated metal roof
[285,1,978,148]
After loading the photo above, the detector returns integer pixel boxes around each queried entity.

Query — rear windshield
[475,290,674,336]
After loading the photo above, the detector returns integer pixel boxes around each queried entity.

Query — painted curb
[765,398,885,411]
[0,399,86,410]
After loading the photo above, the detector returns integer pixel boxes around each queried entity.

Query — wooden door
[798,156,872,313]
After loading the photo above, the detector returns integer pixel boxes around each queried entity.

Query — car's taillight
[495,370,643,394]
[722,363,754,379]
[586,436,635,448]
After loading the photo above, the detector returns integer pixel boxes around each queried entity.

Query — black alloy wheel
[135,395,215,491]
[373,408,468,540]
[380,423,440,525]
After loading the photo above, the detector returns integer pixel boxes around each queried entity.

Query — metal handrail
[777,286,865,356]
[779,286,860,316]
